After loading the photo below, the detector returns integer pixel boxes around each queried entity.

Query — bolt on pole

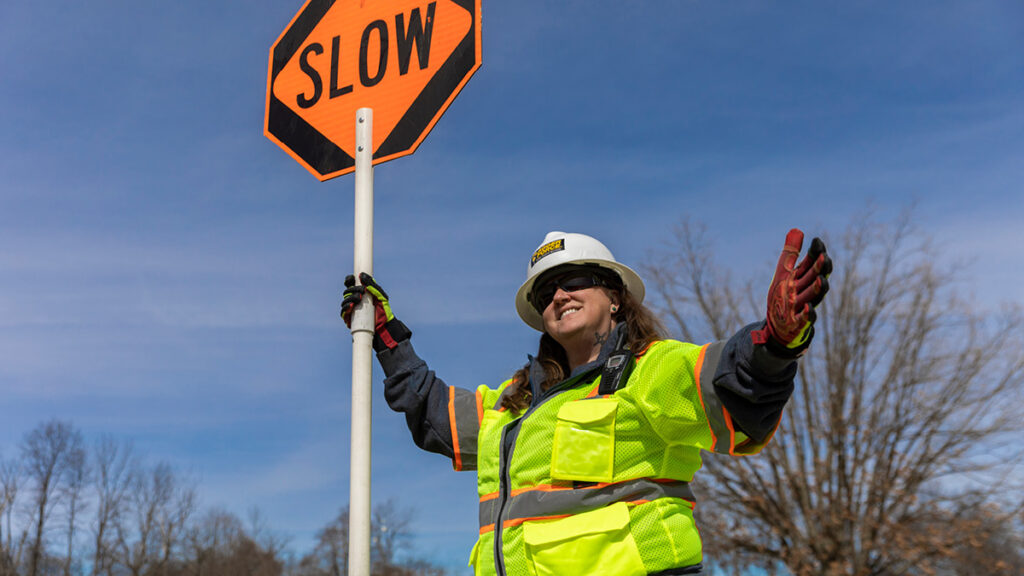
[348,107,374,576]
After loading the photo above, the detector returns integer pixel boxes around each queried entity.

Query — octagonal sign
[265,0,481,181]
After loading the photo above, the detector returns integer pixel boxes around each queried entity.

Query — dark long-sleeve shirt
[377,321,798,462]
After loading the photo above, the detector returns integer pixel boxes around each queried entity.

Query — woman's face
[541,283,618,351]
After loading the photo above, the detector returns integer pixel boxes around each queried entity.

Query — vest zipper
[490,370,599,576]
[492,420,519,576]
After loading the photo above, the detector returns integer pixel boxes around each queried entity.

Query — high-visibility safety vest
[445,338,775,576]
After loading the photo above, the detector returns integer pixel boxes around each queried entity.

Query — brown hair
[500,289,667,413]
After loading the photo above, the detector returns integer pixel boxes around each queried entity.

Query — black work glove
[341,273,412,352]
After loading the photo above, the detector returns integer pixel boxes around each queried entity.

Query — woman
[342,230,831,576]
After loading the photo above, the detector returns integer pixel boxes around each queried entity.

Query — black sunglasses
[529,270,616,312]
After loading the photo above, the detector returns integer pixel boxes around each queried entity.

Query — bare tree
[183,507,243,576]
[299,508,348,576]
[369,499,412,573]
[0,456,23,576]
[20,420,85,576]
[6,420,446,576]
[247,507,290,563]
[293,502,446,576]
[117,462,195,576]
[156,477,195,574]
[942,502,1024,574]
[60,441,89,576]
[90,437,137,576]
[179,507,281,576]
[642,214,1024,575]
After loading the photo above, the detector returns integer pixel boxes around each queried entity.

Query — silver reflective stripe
[478,478,695,528]
[450,387,480,471]
[479,497,499,530]
[697,341,735,454]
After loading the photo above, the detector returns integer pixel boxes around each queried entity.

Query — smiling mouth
[559,307,581,321]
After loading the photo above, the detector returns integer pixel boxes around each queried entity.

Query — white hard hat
[515,231,645,331]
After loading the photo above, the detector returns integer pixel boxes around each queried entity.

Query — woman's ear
[607,289,621,313]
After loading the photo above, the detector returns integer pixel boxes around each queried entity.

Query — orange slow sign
[265,0,481,181]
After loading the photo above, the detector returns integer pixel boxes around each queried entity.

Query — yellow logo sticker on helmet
[531,239,565,266]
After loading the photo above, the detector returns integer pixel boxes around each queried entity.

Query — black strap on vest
[599,327,635,395]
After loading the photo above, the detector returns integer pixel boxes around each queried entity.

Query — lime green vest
[445,339,770,576]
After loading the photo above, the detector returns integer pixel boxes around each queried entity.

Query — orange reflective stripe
[695,341,774,456]
[501,514,572,530]
[475,388,484,423]
[448,386,463,471]
[693,344,717,451]
[449,388,481,471]
[478,514,574,535]
[734,416,780,455]
[634,341,655,358]
[620,498,694,509]
[722,402,737,456]
[509,480,627,497]
[480,491,499,502]
[509,482,575,497]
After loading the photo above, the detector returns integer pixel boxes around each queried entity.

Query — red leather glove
[340,273,411,352]
[752,229,832,355]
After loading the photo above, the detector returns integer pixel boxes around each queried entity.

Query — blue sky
[2,0,1022,572]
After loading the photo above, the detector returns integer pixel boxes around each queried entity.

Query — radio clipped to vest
[599,327,635,395]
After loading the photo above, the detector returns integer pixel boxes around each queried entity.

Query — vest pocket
[523,502,646,576]
[551,397,618,482]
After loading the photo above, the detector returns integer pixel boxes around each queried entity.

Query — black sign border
[266,0,479,180]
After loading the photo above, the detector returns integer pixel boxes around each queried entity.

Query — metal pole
[348,107,374,576]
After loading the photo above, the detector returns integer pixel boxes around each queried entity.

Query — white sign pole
[348,107,374,576]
